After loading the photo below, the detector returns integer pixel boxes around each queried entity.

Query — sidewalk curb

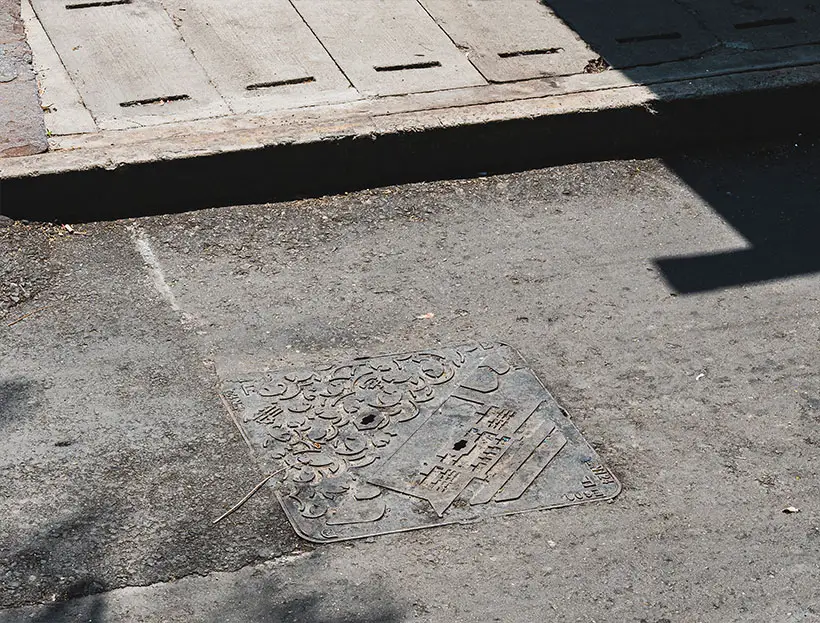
[2,63,820,222]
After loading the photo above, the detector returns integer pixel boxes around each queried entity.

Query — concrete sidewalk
[2,0,820,218]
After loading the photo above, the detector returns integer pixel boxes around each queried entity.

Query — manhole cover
[222,342,620,542]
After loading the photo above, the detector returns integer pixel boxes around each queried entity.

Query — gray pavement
[2,138,819,621]
[0,221,301,609]
[0,0,46,157]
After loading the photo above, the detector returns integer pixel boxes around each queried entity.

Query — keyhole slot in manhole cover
[119,94,190,108]
[246,76,316,91]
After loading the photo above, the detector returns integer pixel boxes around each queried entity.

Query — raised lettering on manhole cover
[222,343,620,542]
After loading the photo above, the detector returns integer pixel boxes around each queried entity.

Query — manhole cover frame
[221,342,621,543]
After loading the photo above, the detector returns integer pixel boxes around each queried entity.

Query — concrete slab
[420,0,594,82]
[545,0,718,68]
[4,54,820,222]
[20,0,96,136]
[291,0,486,96]
[4,0,820,216]
[30,0,228,129]
[159,0,358,114]
[681,0,820,50]
[0,0,46,157]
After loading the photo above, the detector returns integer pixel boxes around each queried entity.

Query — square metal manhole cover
[221,343,620,543]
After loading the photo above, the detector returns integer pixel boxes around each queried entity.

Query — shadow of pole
[537,0,820,293]
[654,145,820,293]
[656,247,820,293]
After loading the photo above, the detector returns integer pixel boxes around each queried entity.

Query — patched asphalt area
[1,222,301,608]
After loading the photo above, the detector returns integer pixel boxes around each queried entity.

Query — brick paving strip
[2,0,820,217]
[0,0,46,157]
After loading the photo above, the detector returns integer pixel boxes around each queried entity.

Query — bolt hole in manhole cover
[221,342,620,542]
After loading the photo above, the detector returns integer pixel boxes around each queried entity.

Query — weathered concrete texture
[419,0,594,81]
[158,0,357,114]
[0,0,46,157]
[19,0,96,136]
[4,55,820,222]
[30,0,228,130]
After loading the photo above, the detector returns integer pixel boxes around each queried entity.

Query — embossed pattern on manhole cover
[222,343,620,543]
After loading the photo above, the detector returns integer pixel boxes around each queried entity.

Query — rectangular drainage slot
[734,16,796,30]
[616,32,682,44]
[498,47,563,58]
[119,94,190,107]
[373,60,441,72]
[246,76,315,90]
[65,0,130,9]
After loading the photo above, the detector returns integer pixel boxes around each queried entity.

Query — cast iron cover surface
[222,342,620,542]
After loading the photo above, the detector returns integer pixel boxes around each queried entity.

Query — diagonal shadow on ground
[655,142,820,293]
[539,0,820,293]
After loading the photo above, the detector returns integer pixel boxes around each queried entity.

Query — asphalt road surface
[1,138,818,622]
